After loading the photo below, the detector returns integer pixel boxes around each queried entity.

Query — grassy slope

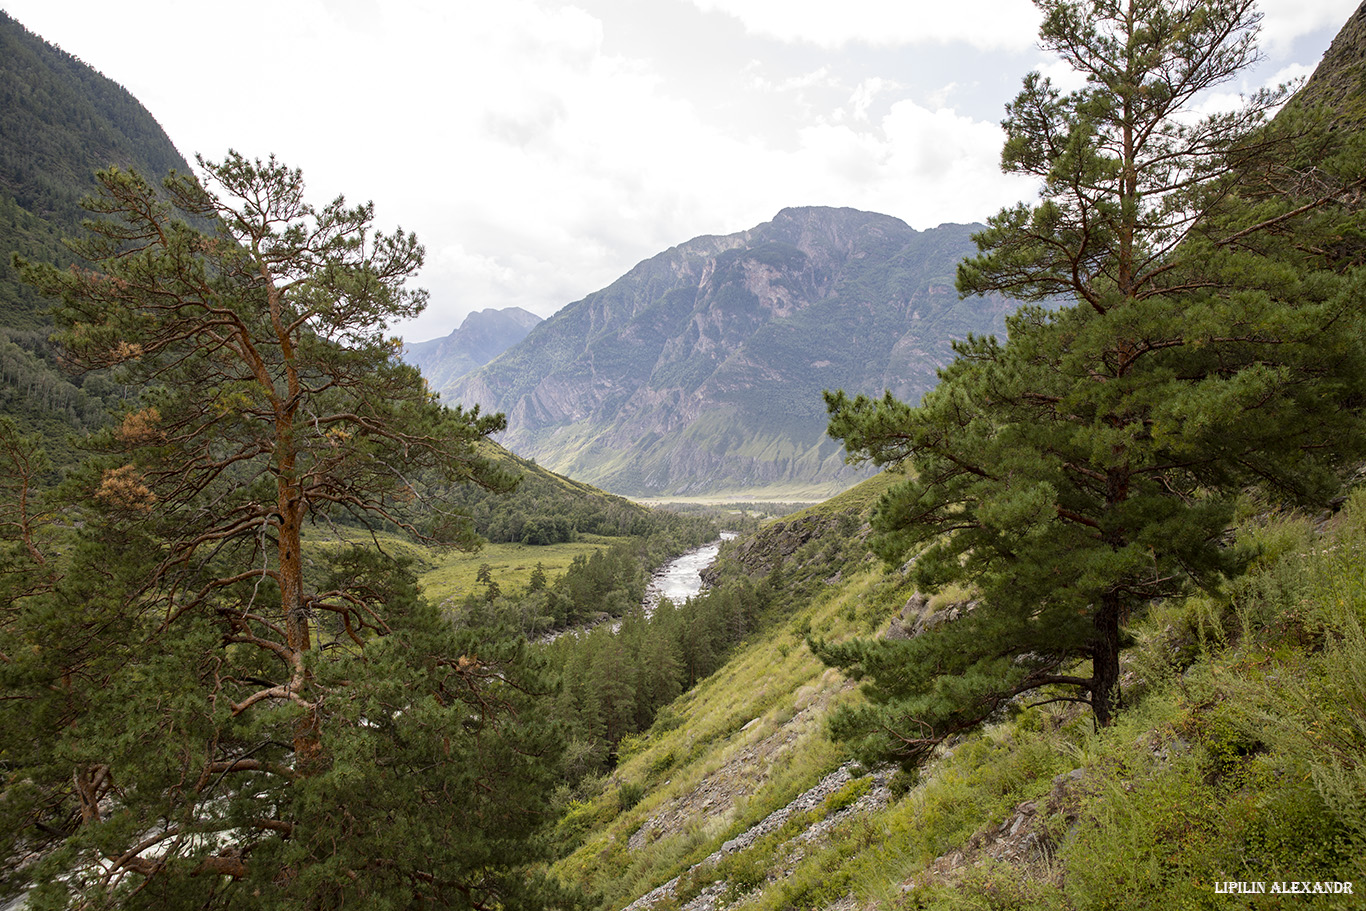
[552,476,1366,911]
[418,537,617,605]
[548,472,912,904]
[304,528,618,606]
[303,442,688,605]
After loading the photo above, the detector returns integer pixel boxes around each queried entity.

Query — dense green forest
[445,446,704,545]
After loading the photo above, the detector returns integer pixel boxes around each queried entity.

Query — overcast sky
[2,0,1358,341]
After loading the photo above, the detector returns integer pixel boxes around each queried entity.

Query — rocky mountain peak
[402,306,542,392]
[440,208,1013,499]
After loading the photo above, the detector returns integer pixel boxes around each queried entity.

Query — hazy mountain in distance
[403,307,542,391]
[444,207,1018,499]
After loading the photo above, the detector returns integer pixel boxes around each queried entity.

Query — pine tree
[3,154,578,908]
[817,0,1366,766]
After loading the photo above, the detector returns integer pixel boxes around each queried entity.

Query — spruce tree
[817,0,1366,766]
[2,154,577,908]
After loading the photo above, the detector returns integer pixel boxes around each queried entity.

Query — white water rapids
[641,532,737,616]
[538,533,738,643]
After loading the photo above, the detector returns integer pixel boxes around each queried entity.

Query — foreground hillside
[446,208,1015,499]
[549,476,1366,910]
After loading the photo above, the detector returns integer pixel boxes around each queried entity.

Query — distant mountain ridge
[403,306,541,392]
[445,207,1016,498]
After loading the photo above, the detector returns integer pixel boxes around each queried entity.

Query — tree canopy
[817,0,1366,767]
[1,154,577,909]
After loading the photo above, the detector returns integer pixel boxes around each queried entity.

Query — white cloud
[877,102,1036,221]
[924,81,964,111]
[1034,57,1091,94]
[2,0,1351,341]
[851,77,897,120]
[689,0,1040,50]
[690,0,1358,55]
[1258,0,1361,55]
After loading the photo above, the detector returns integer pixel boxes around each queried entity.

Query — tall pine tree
[817,0,1366,766]
[3,154,576,909]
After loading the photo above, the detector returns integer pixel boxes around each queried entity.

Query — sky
[2,0,1359,342]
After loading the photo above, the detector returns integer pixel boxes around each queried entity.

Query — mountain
[402,306,541,392]
[1280,0,1366,124]
[0,11,191,456]
[0,11,190,330]
[445,207,1015,499]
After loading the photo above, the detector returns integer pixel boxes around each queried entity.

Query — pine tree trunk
[1090,591,1122,727]
[1093,460,1131,728]
[278,466,320,769]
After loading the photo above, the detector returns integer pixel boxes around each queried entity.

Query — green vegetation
[0,12,188,330]
[6,2,1366,909]
[0,142,716,906]
[443,444,699,546]
[540,473,1366,911]
[820,0,1366,760]
[0,12,193,461]
[1,155,570,909]
[765,497,1366,910]
[543,476,902,905]
[540,572,780,778]
[305,451,726,786]
[419,538,617,603]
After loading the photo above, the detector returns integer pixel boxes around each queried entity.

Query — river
[538,533,737,643]
[641,532,736,615]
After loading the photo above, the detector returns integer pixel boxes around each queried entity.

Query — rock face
[1281,0,1366,125]
[402,307,541,391]
[443,207,1016,498]
[622,758,893,911]
[701,510,855,584]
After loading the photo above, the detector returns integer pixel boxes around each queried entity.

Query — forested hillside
[0,12,192,459]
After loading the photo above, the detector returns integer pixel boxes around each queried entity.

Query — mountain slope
[0,11,190,330]
[1280,0,1366,124]
[549,483,1366,911]
[0,11,191,457]
[446,207,1014,498]
[403,306,542,392]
